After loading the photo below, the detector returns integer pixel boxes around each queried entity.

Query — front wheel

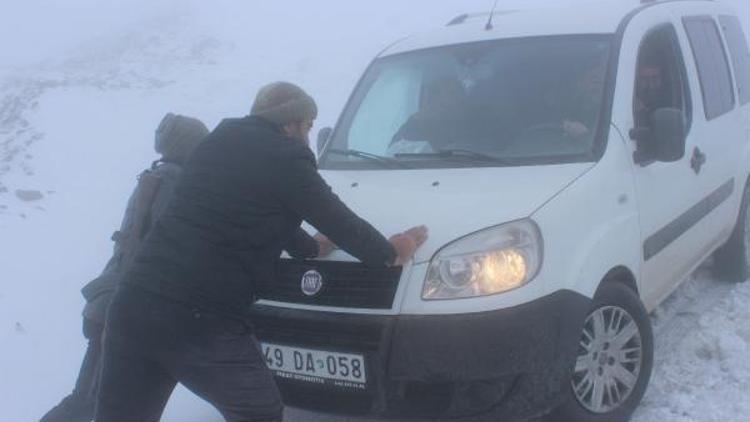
[544,282,654,422]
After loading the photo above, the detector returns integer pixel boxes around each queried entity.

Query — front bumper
[250,290,590,420]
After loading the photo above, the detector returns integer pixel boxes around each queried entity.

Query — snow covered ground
[1,1,749,421]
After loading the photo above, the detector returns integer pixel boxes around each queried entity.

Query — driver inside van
[559,60,607,141]
[634,62,666,127]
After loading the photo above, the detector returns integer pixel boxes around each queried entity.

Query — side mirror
[316,127,333,156]
[651,108,686,163]
[631,107,686,164]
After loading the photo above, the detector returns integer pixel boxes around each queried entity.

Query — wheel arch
[595,266,639,297]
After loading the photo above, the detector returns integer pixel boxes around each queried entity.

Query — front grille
[258,259,402,309]
[250,305,391,352]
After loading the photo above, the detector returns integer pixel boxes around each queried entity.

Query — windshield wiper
[395,149,510,164]
[326,148,410,168]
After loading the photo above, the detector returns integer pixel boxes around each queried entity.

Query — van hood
[314,164,594,263]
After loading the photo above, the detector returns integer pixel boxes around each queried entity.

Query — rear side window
[720,15,750,105]
[683,16,735,120]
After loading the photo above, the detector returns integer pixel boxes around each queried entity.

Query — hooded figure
[155,113,210,164]
[40,113,208,422]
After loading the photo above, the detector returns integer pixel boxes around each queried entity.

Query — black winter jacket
[123,116,396,318]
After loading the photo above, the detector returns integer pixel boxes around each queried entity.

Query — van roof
[380,0,721,57]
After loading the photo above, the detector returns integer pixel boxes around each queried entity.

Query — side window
[719,15,750,105]
[683,16,736,120]
[633,25,691,130]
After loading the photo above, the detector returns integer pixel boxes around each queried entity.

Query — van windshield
[320,36,612,170]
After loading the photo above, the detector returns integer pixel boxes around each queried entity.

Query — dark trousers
[40,319,103,422]
[95,286,283,422]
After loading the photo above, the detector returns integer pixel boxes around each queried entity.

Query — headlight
[422,220,543,300]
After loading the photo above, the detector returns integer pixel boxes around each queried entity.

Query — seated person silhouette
[560,61,607,141]
[634,62,668,128]
[388,77,467,155]
[512,59,607,150]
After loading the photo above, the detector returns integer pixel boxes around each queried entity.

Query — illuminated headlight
[422,220,543,300]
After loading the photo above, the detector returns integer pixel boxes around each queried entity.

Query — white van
[252,1,750,420]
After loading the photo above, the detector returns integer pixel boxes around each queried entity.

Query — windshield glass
[320,36,612,170]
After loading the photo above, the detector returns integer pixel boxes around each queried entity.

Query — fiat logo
[301,270,324,296]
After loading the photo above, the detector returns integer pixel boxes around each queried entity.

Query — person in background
[94,82,428,422]
[40,113,209,422]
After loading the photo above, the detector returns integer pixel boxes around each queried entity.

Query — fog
[2,0,747,80]
[0,0,484,68]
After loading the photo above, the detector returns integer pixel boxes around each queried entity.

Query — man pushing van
[95,82,428,422]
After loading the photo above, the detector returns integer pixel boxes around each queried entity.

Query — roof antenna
[485,0,500,31]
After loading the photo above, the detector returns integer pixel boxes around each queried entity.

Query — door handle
[690,147,706,174]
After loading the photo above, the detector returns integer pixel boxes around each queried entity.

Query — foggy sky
[5,0,746,70]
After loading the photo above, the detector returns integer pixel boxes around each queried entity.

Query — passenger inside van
[388,76,467,153]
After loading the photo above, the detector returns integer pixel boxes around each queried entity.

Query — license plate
[261,343,367,390]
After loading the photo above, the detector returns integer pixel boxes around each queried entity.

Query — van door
[718,14,750,189]
[613,9,731,309]
[677,13,743,260]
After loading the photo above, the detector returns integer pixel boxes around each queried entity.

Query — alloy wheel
[571,305,643,414]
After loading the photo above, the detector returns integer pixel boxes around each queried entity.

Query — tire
[544,282,654,422]
[713,182,750,283]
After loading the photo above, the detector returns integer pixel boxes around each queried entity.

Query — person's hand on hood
[390,225,429,266]
[314,233,336,257]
